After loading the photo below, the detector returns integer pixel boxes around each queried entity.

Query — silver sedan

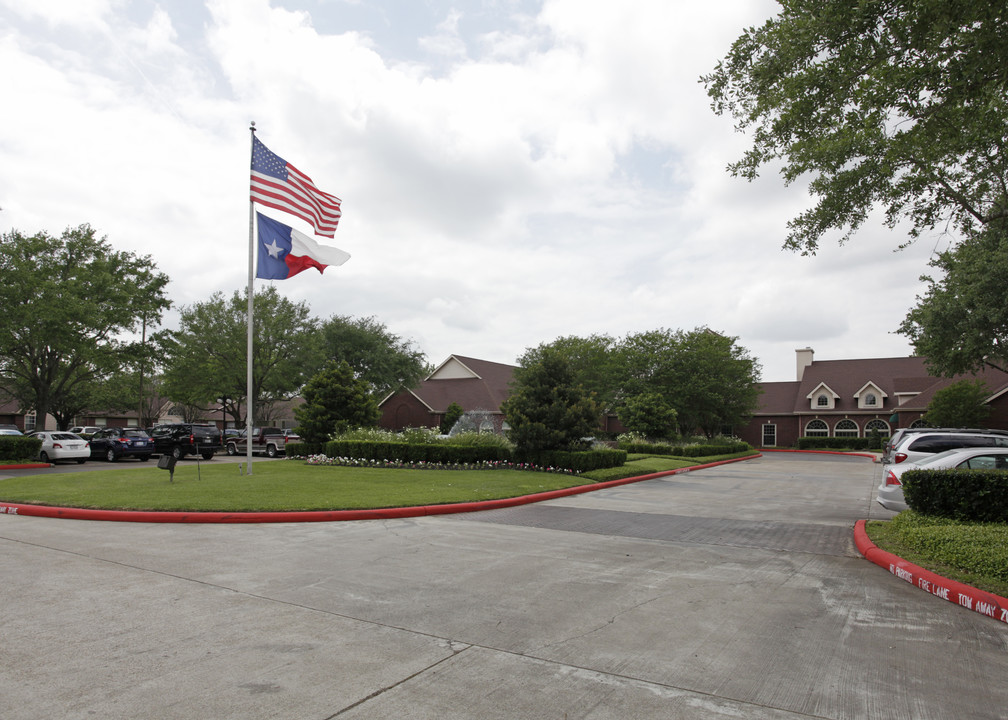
[876,446,1008,512]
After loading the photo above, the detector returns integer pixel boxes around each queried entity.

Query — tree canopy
[514,328,759,440]
[501,348,600,452]
[0,225,170,427]
[157,286,320,425]
[899,219,1008,375]
[318,315,428,398]
[618,328,761,438]
[515,334,620,409]
[703,1,1008,254]
[923,379,991,428]
[294,360,379,443]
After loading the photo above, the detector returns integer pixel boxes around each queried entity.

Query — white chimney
[796,347,814,381]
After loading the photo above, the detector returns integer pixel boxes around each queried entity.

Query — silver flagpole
[246,121,256,474]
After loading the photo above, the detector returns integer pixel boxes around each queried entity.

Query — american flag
[250,137,341,237]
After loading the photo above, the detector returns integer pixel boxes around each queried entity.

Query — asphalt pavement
[0,453,1005,719]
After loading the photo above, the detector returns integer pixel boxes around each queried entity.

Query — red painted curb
[0,463,51,469]
[0,454,758,524]
[854,520,1007,625]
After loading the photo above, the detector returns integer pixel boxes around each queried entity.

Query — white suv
[886,430,1008,466]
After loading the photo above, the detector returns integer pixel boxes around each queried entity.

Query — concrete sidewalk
[1,453,1005,719]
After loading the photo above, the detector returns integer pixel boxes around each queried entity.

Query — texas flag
[256,212,351,280]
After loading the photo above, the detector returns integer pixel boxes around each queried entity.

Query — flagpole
[246,121,256,474]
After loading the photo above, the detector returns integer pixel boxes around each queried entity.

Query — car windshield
[122,430,148,438]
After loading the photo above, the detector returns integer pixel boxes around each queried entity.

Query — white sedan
[33,431,90,464]
[876,447,1008,512]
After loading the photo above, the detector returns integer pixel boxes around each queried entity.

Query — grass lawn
[0,454,731,513]
[0,461,595,512]
[865,512,1008,598]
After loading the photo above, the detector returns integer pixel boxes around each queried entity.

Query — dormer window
[854,382,887,410]
[807,383,838,410]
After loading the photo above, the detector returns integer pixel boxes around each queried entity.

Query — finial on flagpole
[250,120,256,133]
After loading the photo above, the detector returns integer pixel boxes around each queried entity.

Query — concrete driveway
[0,453,1004,719]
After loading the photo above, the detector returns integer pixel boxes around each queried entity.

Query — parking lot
[1,453,1005,719]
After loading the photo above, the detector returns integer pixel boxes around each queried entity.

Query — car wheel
[267,444,278,458]
[202,451,214,460]
[76,458,86,464]
[171,446,183,460]
[140,455,150,462]
[39,451,50,463]
[226,443,237,456]
[106,448,117,462]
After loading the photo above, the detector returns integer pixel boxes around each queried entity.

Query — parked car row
[5,423,226,465]
[876,428,1008,512]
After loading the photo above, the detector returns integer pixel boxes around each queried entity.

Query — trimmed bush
[795,437,871,450]
[512,448,627,473]
[324,439,512,465]
[618,440,751,457]
[319,433,625,473]
[285,441,321,456]
[902,469,1008,522]
[0,436,42,462]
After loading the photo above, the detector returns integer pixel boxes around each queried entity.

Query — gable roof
[382,354,517,414]
[895,366,1008,411]
[792,356,930,413]
[756,352,1008,416]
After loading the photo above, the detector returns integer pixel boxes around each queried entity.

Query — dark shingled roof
[391,355,517,414]
[794,356,929,414]
[755,354,1008,416]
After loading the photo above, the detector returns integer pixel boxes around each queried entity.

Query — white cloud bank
[0,0,948,381]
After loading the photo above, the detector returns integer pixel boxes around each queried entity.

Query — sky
[0,0,951,383]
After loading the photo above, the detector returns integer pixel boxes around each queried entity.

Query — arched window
[864,419,890,437]
[805,419,829,437]
[864,393,877,406]
[817,394,829,407]
[835,419,859,437]
[910,418,928,429]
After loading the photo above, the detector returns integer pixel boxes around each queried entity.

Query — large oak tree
[703,0,1008,255]
[157,286,320,425]
[0,225,170,428]
[704,1,1008,375]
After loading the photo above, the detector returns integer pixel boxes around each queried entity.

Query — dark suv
[150,423,222,460]
[88,427,154,462]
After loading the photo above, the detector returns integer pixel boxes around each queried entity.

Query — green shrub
[618,440,751,457]
[902,468,1008,522]
[795,436,871,450]
[0,436,42,462]
[512,448,627,473]
[320,431,622,473]
[285,441,321,456]
[323,439,512,465]
[879,511,1008,586]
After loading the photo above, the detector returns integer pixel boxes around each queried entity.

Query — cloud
[0,0,942,385]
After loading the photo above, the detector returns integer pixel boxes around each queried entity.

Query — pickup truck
[225,427,299,458]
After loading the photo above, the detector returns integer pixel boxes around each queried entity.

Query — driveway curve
[1,452,1004,719]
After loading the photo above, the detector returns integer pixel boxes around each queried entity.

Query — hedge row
[512,448,627,473]
[618,440,752,457]
[293,439,627,473]
[795,436,885,450]
[0,436,42,462]
[902,469,1008,522]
